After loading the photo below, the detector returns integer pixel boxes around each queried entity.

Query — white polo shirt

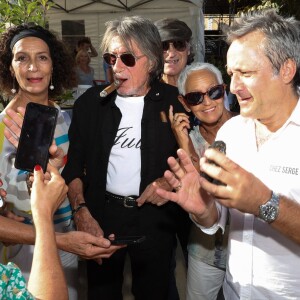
[213,99,300,299]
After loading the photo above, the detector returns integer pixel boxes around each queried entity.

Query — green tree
[0,0,54,33]
[229,0,300,19]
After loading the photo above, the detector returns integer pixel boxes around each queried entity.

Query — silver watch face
[260,205,278,222]
[259,192,280,223]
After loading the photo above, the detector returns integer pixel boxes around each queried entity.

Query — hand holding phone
[201,140,226,185]
[109,235,146,245]
[14,102,58,173]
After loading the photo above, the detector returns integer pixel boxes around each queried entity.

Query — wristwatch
[258,191,280,223]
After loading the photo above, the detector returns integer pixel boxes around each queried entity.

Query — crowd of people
[156,8,300,300]
[0,23,122,299]
[0,7,298,300]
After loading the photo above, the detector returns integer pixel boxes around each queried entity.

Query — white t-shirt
[106,95,144,196]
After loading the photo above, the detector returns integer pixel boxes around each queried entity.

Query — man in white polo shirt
[156,9,300,299]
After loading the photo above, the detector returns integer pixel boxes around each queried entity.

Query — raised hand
[31,164,68,218]
[4,107,66,171]
[168,105,190,147]
[156,149,216,227]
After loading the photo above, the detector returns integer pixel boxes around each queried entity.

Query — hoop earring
[49,76,54,90]
[11,76,16,94]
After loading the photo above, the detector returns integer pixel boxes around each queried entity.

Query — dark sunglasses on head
[103,52,145,67]
[183,84,225,106]
[162,40,187,52]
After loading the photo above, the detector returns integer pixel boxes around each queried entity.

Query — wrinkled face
[183,69,224,124]
[227,31,287,122]
[11,37,52,95]
[163,40,190,77]
[109,36,151,96]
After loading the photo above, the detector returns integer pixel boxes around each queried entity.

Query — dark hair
[0,24,76,98]
[77,37,91,47]
[155,18,195,65]
[101,16,164,85]
[226,9,300,92]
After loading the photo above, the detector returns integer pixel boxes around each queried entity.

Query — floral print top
[0,262,34,299]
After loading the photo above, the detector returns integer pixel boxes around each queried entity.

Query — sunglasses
[103,52,145,67]
[183,85,225,106]
[162,40,187,52]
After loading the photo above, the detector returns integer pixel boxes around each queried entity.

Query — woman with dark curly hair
[0,24,76,99]
[0,23,79,299]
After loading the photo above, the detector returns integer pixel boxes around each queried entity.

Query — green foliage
[55,90,76,105]
[238,0,279,13]
[229,0,300,19]
[0,0,54,33]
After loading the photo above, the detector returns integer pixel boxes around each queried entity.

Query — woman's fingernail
[34,165,42,171]
[0,179,3,185]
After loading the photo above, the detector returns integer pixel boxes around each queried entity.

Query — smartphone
[201,140,226,184]
[109,235,146,245]
[14,102,58,173]
[209,140,226,155]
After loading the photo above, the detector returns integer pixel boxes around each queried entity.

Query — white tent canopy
[48,0,205,80]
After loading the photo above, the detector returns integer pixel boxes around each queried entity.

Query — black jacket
[62,80,184,223]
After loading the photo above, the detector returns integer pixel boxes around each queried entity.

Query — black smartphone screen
[109,235,146,245]
[201,140,226,184]
[14,102,58,173]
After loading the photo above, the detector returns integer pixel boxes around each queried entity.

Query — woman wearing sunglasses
[170,62,236,300]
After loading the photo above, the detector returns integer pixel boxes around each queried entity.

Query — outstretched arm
[67,178,124,264]
[28,164,68,300]
[3,107,124,261]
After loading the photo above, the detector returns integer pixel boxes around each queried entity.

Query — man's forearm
[270,195,300,245]
[67,178,85,208]
[0,215,75,252]
[0,216,36,244]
